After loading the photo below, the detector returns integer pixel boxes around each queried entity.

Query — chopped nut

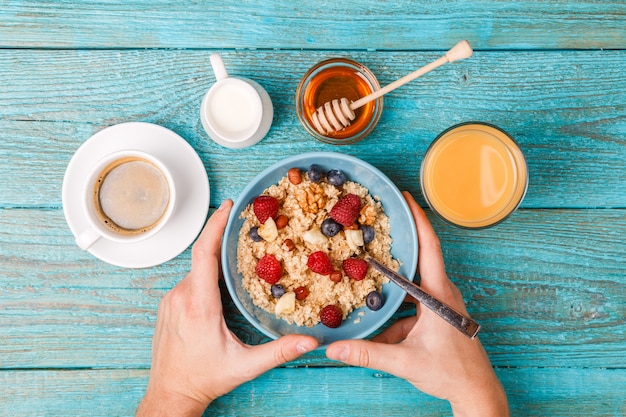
[294,286,310,300]
[329,271,342,283]
[344,223,359,230]
[296,183,327,213]
[275,214,289,229]
[358,205,376,225]
[282,238,295,251]
[288,168,303,185]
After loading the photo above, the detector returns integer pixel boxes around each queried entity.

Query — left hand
[137,199,319,417]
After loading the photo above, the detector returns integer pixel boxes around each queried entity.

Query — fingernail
[216,200,228,211]
[329,345,349,362]
[297,340,316,354]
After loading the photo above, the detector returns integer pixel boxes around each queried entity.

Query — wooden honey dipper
[311,40,474,135]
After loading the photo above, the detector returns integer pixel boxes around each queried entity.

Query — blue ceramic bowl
[222,152,418,347]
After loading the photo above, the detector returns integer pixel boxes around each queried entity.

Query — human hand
[326,192,508,417]
[137,200,319,417]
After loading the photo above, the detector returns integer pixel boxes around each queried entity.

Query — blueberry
[308,164,323,183]
[271,284,286,298]
[321,218,341,237]
[249,226,263,242]
[366,291,385,311]
[327,169,346,186]
[361,225,375,244]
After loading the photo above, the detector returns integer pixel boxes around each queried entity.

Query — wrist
[136,385,210,417]
[449,377,509,417]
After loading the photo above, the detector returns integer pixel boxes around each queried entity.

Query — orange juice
[420,123,528,228]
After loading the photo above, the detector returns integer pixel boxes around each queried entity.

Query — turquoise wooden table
[1,1,625,416]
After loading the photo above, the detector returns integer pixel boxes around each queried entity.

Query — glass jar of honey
[295,58,383,145]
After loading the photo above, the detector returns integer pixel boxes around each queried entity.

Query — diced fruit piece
[342,258,368,281]
[303,228,327,245]
[321,218,341,237]
[344,229,364,251]
[248,226,262,242]
[366,291,385,311]
[258,217,278,242]
[329,270,342,283]
[329,194,361,226]
[294,286,310,300]
[275,292,296,316]
[326,169,346,186]
[319,305,343,328]
[308,164,323,183]
[361,225,375,244]
[307,251,334,275]
[253,195,279,224]
[256,254,282,284]
[288,168,302,185]
[271,284,286,298]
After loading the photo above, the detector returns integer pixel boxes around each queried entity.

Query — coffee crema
[93,157,170,236]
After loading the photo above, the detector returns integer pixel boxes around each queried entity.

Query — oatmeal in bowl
[222,152,418,346]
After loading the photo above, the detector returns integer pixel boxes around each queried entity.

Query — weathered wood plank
[0,50,624,208]
[0,367,624,416]
[1,208,623,369]
[0,1,624,50]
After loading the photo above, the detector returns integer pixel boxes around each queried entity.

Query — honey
[296,58,382,144]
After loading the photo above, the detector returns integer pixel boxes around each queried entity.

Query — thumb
[326,340,409,376]
[242,335,318,378]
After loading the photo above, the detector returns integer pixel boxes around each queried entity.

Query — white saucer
[62,122,210,268]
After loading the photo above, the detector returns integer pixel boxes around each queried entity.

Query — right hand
[326,191,509,417]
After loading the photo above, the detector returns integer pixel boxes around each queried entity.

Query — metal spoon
[365,255,480,339]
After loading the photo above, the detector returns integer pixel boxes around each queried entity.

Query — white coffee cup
[200,54,273,148]
[75,150,177,250]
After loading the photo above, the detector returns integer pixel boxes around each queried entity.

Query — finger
[372,316,418,344]
[238,335,318,380]
[402,192,448,292]
[189,200,233,295]
[326,340,411,378]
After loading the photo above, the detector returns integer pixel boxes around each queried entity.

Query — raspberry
[329,194,361,226]
[342,258,368,281]
[256,254,282,284]
[307,251,334,275]
[253,195,279,224]
[319,305,343,328]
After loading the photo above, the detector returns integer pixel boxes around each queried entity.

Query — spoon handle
[365,256,480,339]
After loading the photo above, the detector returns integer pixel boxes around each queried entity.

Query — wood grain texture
[1,50,624,208]
[0,367,624,417]
[0,1,624,50]
[1,208,623,369]
[1,1,624,416]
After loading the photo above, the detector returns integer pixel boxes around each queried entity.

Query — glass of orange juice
[420,122,528,229]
